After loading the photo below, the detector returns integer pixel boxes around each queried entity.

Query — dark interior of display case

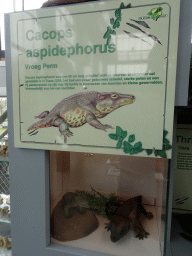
[50,151,169,256]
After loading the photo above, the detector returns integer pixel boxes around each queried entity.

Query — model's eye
[111,94,118,99]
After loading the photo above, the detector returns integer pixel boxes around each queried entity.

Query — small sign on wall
[10,0,180,157]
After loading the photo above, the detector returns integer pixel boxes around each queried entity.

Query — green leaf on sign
[106,36,111,45]
[123,141,133,154]
[120,2,131,9]
[116,126,123,136]
[115,9,121,18]
[154,150,167,158]
[103,27,111,39]
[133,148,140,154]
[163,144,172,150]
[134,141,142,149]
[121,131,127,139]
[109,133,118,140]
[129,148,135,155]
[126,3,131,8]
[113,20,121,29]
[116,126,127,138]
[159,150,167,158]
[116,16,122,22]
[110,18,115,25]
[111,30,116,35]
[120,2,125,9]
[164,138,170,145]
[146,149,153,155]
[163,130,168,138]
[116,139,123,149]
[128,134,135,143]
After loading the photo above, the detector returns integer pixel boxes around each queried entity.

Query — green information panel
[10,0,180,158]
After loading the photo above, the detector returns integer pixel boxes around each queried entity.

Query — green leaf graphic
[116,16,122,22]
[115,9,121,18]
[121,131,127,139]
[129,148,135,155]
[117,139,123,149]
[108,127,171,158]
[104,3,130,44]
[113,20,121,29]
[163,144,172,150]
[103,27,111,39]
[123,141,133,154]
[109,133,118,140]
[164,138,170,145]
[146,149,153,155]
[110,18,115,25]
[120,2,125,9]
[134,141,142,149]
[155,150,167,158]
[120,2,131,9]
[128,134,135,143]
[107,36,111,45]
[116,126,127,138]
[163,130,168,138]
[126,3,131,8]
[133,148,140,154]
[116,126,123,136]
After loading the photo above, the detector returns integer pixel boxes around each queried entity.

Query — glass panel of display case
[50,151,169,256]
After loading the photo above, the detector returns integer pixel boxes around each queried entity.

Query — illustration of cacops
[27,91,136,141]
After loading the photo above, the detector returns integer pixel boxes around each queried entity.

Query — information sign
[9,0,180,157]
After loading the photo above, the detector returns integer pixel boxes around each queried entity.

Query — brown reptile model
[27,91,135,141]
[105,196,153,242]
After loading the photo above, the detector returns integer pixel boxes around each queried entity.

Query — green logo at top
[147,7,163,21]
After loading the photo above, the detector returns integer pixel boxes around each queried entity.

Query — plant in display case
[76,186,119,219]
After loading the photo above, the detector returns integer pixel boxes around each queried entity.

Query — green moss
[76,186,118,219]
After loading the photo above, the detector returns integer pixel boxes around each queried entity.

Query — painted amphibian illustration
[27,91,135,142]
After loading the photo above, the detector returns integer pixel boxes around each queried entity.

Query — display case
[50,151,169,256]
[4,0,192,256]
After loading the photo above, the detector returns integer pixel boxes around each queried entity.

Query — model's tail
[27,119,51,131]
